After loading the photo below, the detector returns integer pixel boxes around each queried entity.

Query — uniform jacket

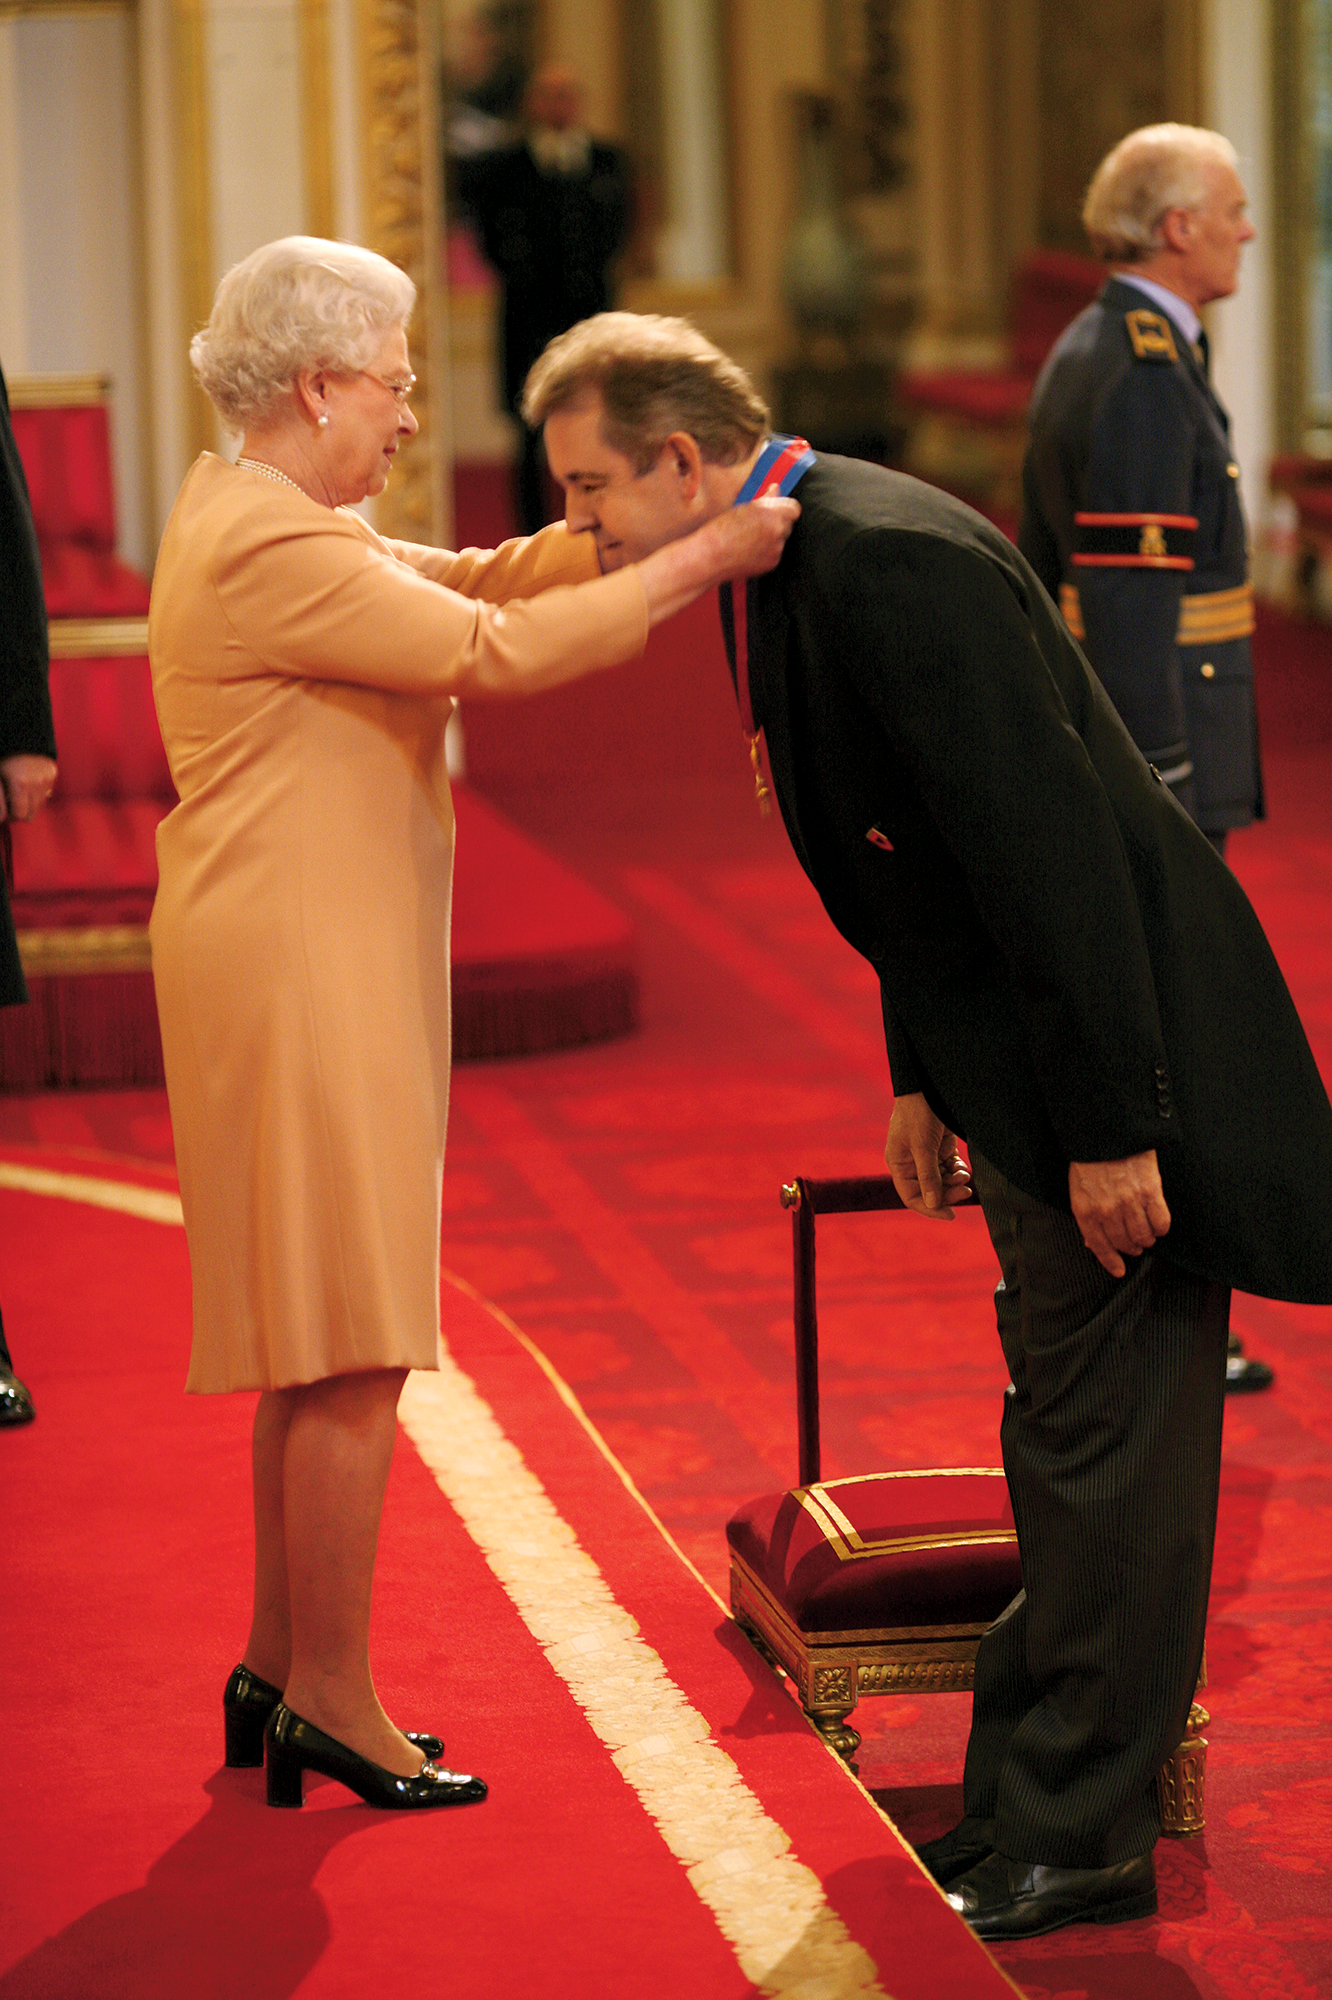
[1019,276,1261,834]
[458,140,632,411]
[0,365,57,1008]
[724,453,1332,1304]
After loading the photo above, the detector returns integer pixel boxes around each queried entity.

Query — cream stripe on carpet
[401,1358,889,2000]
[1,1159,889,1998]
[0,1161,184,1226]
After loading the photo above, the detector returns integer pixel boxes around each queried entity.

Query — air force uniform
[1020,275,1261,837]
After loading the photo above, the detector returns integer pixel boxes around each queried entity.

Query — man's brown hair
[521,311,770,472]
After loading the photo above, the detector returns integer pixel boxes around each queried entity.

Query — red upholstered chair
[2,376,164,1087]
[896,250,1104,510]
[726,1175,1208,1834]
[1269,454,1332,609]
[8,376,151,618]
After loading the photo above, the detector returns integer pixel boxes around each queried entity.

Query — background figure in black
[0,362,59,1426]
[459,63,631,534]
[1020,124,1272,1394]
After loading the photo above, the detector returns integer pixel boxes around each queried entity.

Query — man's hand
[1069,1151,1171,1277]
[885,1092,972,1219]
[0,755,57,823]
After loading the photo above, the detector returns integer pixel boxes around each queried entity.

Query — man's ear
[1159,206,1196,256]
[663,430,704,501]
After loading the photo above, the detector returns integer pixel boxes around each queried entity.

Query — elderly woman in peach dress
[148,236,795,1811]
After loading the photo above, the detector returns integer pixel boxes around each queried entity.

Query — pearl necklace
[236,456,306,496]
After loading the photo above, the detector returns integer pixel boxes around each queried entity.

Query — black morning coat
[0,365,56,1008]
[721,453,1332,1306]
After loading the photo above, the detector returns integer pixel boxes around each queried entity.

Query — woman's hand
[637,496,800,626]
[698,494,801,580]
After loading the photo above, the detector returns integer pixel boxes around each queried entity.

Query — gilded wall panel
[1037,0,1168,249]
[358,0,447,542]
[1036,0,1199,251]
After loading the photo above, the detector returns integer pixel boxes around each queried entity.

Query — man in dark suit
[1021,122,1274,1394]
[1,362,58,1425]
[524,312,1332,1939]
[457,62,632,534]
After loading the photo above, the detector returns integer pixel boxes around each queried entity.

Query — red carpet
[0,1173,1015,2000]
[2,580,1331,1995]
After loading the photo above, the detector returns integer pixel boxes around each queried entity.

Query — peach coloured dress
[148,454,647,1393]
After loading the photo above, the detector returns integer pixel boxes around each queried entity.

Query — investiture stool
[1020,124,1261,854]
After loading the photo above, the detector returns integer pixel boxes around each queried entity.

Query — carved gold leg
[1158,1702,1209,1835]
[807,1708,863,1769]
[807,1663,861,1771]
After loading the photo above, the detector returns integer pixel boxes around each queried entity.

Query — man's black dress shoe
[0,1369,35,1426]
[264,1702,487,1810]
[945,1850,1157,1938]
[913,1817,995,1885]
[1225,1334,1274,1393]
[223,1664,444,1768]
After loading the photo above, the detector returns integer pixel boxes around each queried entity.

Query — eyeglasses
[357,369,417,407]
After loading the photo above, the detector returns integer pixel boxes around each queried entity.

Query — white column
[1205,0,1274,531]
[203,0,306,279]
[0,22,29,375]
[655,0,728,285]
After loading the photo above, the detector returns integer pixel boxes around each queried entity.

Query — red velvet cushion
[11,405,117,549]
[895,370,1033,425]
[8,799,167,929]
[39,542,151,617]
[46,654,173,803]
[1009,249,1104,376]
[727,1470,1021,1635]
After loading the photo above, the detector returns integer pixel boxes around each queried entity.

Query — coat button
[1201,661,1215,679]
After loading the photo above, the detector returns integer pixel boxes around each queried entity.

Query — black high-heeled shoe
[223,1664,444,1769]
[264,1703,488,1810]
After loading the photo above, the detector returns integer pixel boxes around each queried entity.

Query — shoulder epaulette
[1125,309,1179,363]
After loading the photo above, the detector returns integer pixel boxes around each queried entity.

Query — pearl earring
[318,413,329,429]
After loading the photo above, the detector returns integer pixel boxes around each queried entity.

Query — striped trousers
[963,1153,1231,1868]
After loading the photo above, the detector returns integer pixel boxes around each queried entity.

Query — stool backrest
[8,375,117,553]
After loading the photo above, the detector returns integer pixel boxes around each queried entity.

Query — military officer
[1021,123,1260,852]
[1020,125,1273,1392]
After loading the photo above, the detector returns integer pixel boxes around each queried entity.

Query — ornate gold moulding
[17,926,152,975]
[48,619,150,657]
[7,373,111,409]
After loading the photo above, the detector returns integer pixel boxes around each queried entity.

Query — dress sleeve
[837,528,1170,1164]
[211,505,647,700]
[381,522,599,598]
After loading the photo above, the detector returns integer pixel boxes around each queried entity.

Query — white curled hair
[190,236,417,428]
[1082,125,1240,263]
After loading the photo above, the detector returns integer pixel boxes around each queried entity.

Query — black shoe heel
[223,1663,284,1769]
[225,1706,268,1768]
[266,1739,307,1808]
[263,1702,486,1812]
